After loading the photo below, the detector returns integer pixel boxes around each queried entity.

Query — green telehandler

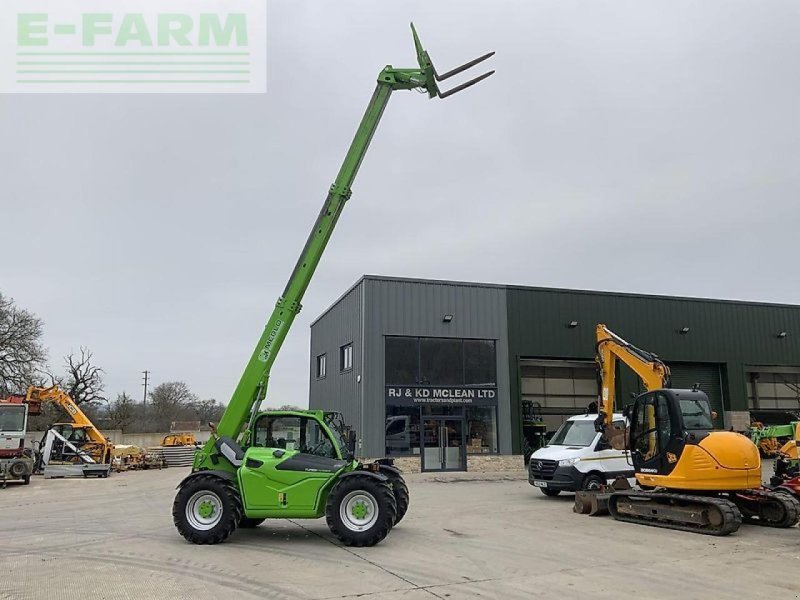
[172,24,494,547]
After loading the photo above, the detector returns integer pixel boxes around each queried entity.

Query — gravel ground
[0,466,798,600]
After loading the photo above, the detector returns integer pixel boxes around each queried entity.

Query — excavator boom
[595,323,670,432]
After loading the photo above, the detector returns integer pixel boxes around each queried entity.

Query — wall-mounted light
[777,331,788,339]
[442,314,454,323]
[568,320,579,328]
[679,327,690,334]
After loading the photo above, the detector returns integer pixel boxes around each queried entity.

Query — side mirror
[347,430,357,456]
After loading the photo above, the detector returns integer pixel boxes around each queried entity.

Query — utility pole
[142,370,150,419]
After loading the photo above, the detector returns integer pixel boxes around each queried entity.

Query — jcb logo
[66,405,78,416]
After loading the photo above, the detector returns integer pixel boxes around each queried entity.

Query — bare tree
[53,347,105,406]
[107,392,137,431]
[150,381,197,431]
[276,404,303,411]
[0,292,47,396]
[191,397,226,423]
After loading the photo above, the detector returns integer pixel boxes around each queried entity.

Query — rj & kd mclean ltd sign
[385,386,497,406]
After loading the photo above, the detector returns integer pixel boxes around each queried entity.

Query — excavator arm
[595,324,670,434]
[25,385,109,450]
[195,24,494,472]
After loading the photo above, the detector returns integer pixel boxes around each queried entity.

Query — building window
[316,354,326,379]
[420,338,463,385]
[385,336,497,386]
[384,337,499,458]
[385,337,419,384]
[385,406,420,456]
[340,343,353,372]
[466,406,498,453]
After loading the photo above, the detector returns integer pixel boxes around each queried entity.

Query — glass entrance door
[422,418,466,472]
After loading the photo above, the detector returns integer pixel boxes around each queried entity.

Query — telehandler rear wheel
[384,472,410,525]
[173,475,242,544]
[326,475,397,547]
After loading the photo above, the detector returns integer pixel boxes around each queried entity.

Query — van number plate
[533,480,547,488]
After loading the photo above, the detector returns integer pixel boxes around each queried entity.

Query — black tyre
[23,475,31,485]
[173,475,242,544]
[540,488,561,497]
[582,473,605,491]
[384,472,410,525]
[326,475,397,547]
[239,517,266,528]
[9,460,27,479]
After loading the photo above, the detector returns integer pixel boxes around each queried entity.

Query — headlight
[558,458,578,467]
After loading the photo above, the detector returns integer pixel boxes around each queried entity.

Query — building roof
[310,274,800,327]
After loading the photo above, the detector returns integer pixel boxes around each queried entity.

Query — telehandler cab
[172,25,494,546]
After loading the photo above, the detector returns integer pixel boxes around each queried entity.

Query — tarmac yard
[1,468,798,600]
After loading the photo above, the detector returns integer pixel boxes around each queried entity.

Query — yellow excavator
[26,385,113,477]
[593,324,800,535]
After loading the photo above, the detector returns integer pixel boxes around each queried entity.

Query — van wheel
[582,474,605,491]
[540,488,560,497]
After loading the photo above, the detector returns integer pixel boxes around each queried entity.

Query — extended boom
[194,24,494,472]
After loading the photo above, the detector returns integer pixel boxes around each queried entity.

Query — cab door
[630,391,681,476]
[630,392,664,475]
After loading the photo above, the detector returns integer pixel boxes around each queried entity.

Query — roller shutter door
[668,363,724,428]
[519,359,597,434]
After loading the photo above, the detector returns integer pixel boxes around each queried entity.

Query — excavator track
[608,490,742,536]
[732,488,800,528]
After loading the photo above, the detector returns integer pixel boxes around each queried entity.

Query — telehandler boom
[590,324,800,535]
[172,24,494,546]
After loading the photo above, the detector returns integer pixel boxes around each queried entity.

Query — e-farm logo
[0,0,266,93]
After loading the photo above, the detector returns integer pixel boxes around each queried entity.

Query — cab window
[632,395,658,459]
[253,415,337,458]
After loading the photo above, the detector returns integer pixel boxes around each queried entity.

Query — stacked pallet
[159,445,198,467]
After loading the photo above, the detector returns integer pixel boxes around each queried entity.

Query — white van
[528,413,632,496]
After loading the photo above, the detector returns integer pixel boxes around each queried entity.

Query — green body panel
[750,422,798,445]
[237,446,354,519]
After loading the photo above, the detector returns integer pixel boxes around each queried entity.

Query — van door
[592,419,631,479]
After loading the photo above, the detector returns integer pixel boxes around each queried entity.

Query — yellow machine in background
[592,324,800,535]
[162,433,197,447]
[27,385,113,476]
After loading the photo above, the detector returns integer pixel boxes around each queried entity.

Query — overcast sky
[3,0,800,407]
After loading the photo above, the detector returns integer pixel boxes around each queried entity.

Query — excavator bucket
[410,23,495,98]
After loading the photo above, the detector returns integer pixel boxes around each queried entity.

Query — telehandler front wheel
[173,475,242,545]
[326,475,397,547]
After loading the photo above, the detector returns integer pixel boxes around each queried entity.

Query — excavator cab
[628,388,714,477]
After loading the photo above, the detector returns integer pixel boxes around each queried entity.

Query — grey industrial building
[310,276,800,472]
